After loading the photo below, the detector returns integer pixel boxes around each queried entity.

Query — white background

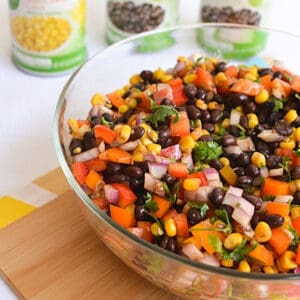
[0,0,300,298]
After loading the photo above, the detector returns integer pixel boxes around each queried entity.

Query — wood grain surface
[0,170,177,300]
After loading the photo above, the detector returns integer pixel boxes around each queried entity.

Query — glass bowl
[54,24,300,299]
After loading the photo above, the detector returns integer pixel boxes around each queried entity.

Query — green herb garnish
[144,192,159,212]
[262,195,276,201]
[288,225,300,250]
[193,141,222,163]
[144,101,179,127]
[187,202,209,219]
[279,156,291,181]
[215,209,232,235]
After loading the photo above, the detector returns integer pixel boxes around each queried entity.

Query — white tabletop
[0,0,300,299]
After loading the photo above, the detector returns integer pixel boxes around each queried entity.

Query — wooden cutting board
[0,169,176,300]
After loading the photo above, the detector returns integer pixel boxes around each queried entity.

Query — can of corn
[8,0,87,76]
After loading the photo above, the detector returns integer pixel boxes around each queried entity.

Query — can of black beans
[105,0,179,51]
[198,0,271,59]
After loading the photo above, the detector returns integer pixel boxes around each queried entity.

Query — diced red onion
[257,129,284,142]
[173,60,186,74]
[232,206,253,228]
[153,83,173,103]
[222,193,243,208]
[144,153,171,165]
[148,161,168,179]
[195,186,213,202]
[237,137,255,152]
[98,104,114,116]
[104,184,119,204]
[119,140,139,151]
[144,173,165,196]
[183,190,197,202]
[182,243,204,262]
[88,105,99,117]
[160,144,182,161]
[127,227,144,238]
[224,145,243,155]
[294,267,300,274]
[269,168,284,177]
[274,195,293,203]
[226,186,243,197]
[98,140,106,153]
[230,109,241,125]
[181,153,194,170]
[204,168,220,181]
[198,253,221,267]
[260,167,269,178]
[136,112,146,125]
[208,179,223,188]
[73,147,99,162]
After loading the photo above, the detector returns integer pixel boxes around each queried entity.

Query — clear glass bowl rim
[53,22,300,281]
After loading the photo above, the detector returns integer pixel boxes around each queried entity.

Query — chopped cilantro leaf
[144,192,159,212]
[215,209,232,235]
[187,202,209,219]
[193,141,222,163]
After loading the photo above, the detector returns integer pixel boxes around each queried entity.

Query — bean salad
[68,54,300,274]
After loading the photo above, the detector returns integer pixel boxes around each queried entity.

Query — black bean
[187,208,203,225]
[167,238,179,253]
[292,191,300,205]
[158,126,170,138]
[90,116,102,127]
[130,178,144,193]
[266,154,281,169]
[202,122,215,133]
[114,116,126,124]
[291,166,300,180]
[197,87,207,100]
[219,204,233,218]
[228,125,240,137]
[160,98,173,106]
[132,82,146,91]
[162,174,177,186]
[124,166,144,179]
[210,159,224,170]
[273,71,283,80]
[123,108,134,121]
[158,235,169,249]
[200,110,211,122]
[198,135,214,142]
[236,175,253,188]
[186,105,201,120]
[130,126,145,140]
[214,61,227,73]
[105,174,129,184]
[102,112,113,123]
[262,214,285,228]
[255,123,270,134]
[210,109,223,123]
[230,93,249,107]
[242,101,256,114]
[135,205,151,221]
[239,115,249,130]
[245,164,260,178]
[251,213,260,228]
[258,68,273,77]
[252,176,263,187]
[235,167,245,176]
[237,152,250,167]
[135,161,149,173]
[184,84,198,100]
[274,120,293,136]
[140,70,154,83]
[254,140,271,157]
[82,131,95,150]
[69,138,82,155]
[266,111,284,125]
[105,162,122,175]
[208,187,225,207]
[243,193,263,210]
[213,94,224,104]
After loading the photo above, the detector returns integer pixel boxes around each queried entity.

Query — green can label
[9,0,87,75]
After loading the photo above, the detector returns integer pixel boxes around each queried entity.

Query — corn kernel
[263,266,279,274]
[164,218,177,237]
[214,72,227,86]
[141,137,153,146]
[129,74,141,85]
[136,144,148,154]
[118,104,129,114]
[140,123,152,136]
[91,93,106,106]
[224,233,243,250]
[179,135,196,153]
[245,72,257,81]
[132,150,144,162]
[183,73,197,84]
[235,105,243,112]
[195,99,208,110]
[114,88,126,97]
[294,127,300,142]
[277,251,297,270]
[214,123,221,134]
[177,55,188,63]
[221,118,230,128]
[116,124,131,143]
[249,65,258,77]
[194,119,202,128]
[125,98,137,108]
[280,138,296,150]
[247,113,259,129]
[68,118,79,132]
[160,74,173,83]
[191,127,203,141]
[149,130,158,142]
[254,221,272,242]
[151,222,164,236]
[291,206,300,220]
[219,157,230,166]
[183,178,201,191]
[284,109,298,124]
[221,259,234,268]
[254,89,269,104]
[147,143,161,155]
[238,260,251,272]
[208,101,219,110]
[153,68,165,80]
[251,151,266,167]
